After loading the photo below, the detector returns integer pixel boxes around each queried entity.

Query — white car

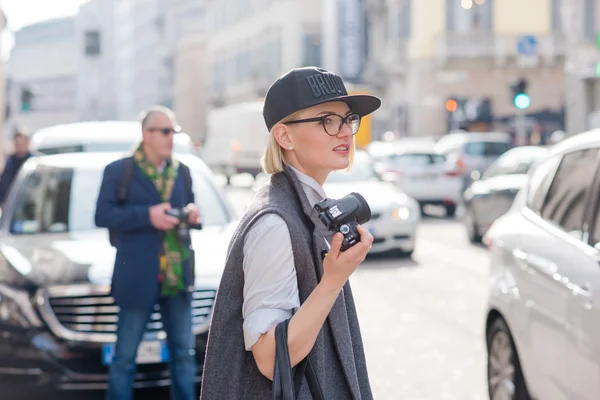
[483,129,600,400]
[373,146,463,217]
[324,150,420,256]
[30,121,197,155]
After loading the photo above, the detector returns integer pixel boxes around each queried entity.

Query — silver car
[483,129,600,399]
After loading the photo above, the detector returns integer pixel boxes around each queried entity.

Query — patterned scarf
[133,143,187,296]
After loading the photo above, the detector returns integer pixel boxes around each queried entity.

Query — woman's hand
[322,225,374,290]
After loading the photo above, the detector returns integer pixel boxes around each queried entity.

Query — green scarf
[133,143,187,296]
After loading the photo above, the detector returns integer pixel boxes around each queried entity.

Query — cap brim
[313,94,382,118]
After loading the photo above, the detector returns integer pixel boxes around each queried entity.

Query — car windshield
[7,162,230,235]
[483,147,546,179]
[326,153,380,183]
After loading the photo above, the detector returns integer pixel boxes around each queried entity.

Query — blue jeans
[106,292,197,400]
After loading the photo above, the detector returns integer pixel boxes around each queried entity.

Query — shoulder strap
[117,156,136,204]
[179,162,193,204]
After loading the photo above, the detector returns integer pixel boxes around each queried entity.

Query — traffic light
[445,98,458,113]
[510,78,530,110]
[20,85,34,112]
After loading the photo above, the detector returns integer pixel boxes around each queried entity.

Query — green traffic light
[514,93,530,110]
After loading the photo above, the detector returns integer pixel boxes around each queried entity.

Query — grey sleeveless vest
[199,165,373,400]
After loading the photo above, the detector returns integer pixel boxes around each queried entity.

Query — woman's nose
[337,122,353,137]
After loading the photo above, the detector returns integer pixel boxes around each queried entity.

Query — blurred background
[3,1,600,400]
[0,0,594,156]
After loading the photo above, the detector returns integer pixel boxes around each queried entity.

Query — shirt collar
[288,165,327,202]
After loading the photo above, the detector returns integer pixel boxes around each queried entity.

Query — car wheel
[487,318,530,400]
[445,204,456,218]
[465,208,481,243]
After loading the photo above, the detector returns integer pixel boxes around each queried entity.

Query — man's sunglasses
[284,113,361,136]
[147,126,181,135]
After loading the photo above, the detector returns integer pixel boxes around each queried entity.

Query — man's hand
[184,203,201,224]
[149,203,179,231]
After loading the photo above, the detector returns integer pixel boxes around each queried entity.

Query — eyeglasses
[147,126,181,135]
[284,113,361,136]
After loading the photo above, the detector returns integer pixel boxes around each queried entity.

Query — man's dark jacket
[94,158,195,310]
[200,165,373,400]
[0,152,32,204]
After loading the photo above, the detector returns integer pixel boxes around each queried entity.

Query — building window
[584,0,596,42]
[551,0,562,32]
[302,33,322,67]
[446,0,492,33]
[84,30,101,56]
[397,0,411,38]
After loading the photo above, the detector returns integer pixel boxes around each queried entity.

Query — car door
[515,148,600,399]
[563,150,600,400]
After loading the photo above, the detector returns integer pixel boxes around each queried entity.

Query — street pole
[515,108,527,146]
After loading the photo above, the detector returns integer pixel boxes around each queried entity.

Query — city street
[223,184,490,400]
[36,182,491,400]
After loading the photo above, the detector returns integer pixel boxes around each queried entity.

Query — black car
[463,146,547,242]
[0,152,236,397]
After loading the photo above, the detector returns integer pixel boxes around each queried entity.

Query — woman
[200,66,381,399]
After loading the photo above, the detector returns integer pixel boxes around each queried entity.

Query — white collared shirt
[241,167,326,350]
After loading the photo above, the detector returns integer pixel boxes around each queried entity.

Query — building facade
[562,0,600,135]
[365,0,567,139]
[204,0,323,108]
[6,17,78,135]
[0,4,7,160]
[75,0,118,121]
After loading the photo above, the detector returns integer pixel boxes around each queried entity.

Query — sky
[1,0,89,60]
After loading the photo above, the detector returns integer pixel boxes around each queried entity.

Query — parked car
[30,121,197,155]
[434,132,512,190]
[463,145,547,242]
[483,129,600,400]
[372,144,463,217]
[324,150,421,256]
[0,151,236,397]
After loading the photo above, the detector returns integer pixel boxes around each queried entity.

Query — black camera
[165,208,202,242]
[313,192,371,252]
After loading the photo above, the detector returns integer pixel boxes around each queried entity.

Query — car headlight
[392,206,411,220]
[0,284,42,329]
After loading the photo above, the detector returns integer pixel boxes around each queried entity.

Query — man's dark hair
[13,130,29,141]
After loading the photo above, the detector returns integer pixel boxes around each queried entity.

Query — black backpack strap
[178,162,193,204]
[117,156,136,204]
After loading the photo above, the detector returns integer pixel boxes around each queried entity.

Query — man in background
[0,130,32,205]
[95,106,201,400]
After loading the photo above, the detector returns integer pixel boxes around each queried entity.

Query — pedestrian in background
[200,67,380,399]
[0,129,32,205]
[95,105,201,400]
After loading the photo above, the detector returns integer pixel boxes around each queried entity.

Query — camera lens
[349,192,371,225]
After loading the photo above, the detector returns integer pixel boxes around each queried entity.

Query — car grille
[36,285,215,343]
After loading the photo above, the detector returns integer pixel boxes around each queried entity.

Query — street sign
[516,35,537,56]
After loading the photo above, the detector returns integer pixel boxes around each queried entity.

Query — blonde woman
[200,67,381,399]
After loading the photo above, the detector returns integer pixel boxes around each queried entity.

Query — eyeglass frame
[283,112,361,136]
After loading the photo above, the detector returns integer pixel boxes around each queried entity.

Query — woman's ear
[272,124,293,150]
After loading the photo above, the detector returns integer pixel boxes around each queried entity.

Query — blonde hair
[260,111,355,175]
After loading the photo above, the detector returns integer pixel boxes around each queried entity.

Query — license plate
[414,173,437,180]
[102,340,169,365]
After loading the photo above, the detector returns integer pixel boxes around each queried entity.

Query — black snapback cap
[262,66,381,131]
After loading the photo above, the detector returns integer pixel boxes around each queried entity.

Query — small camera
[165,208,200,242]
[165,208,191,224]
[313,192,371,252]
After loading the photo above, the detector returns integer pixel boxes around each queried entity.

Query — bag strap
[273,319,325,400]
[179,162,193,205]
[116,156,136,204]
